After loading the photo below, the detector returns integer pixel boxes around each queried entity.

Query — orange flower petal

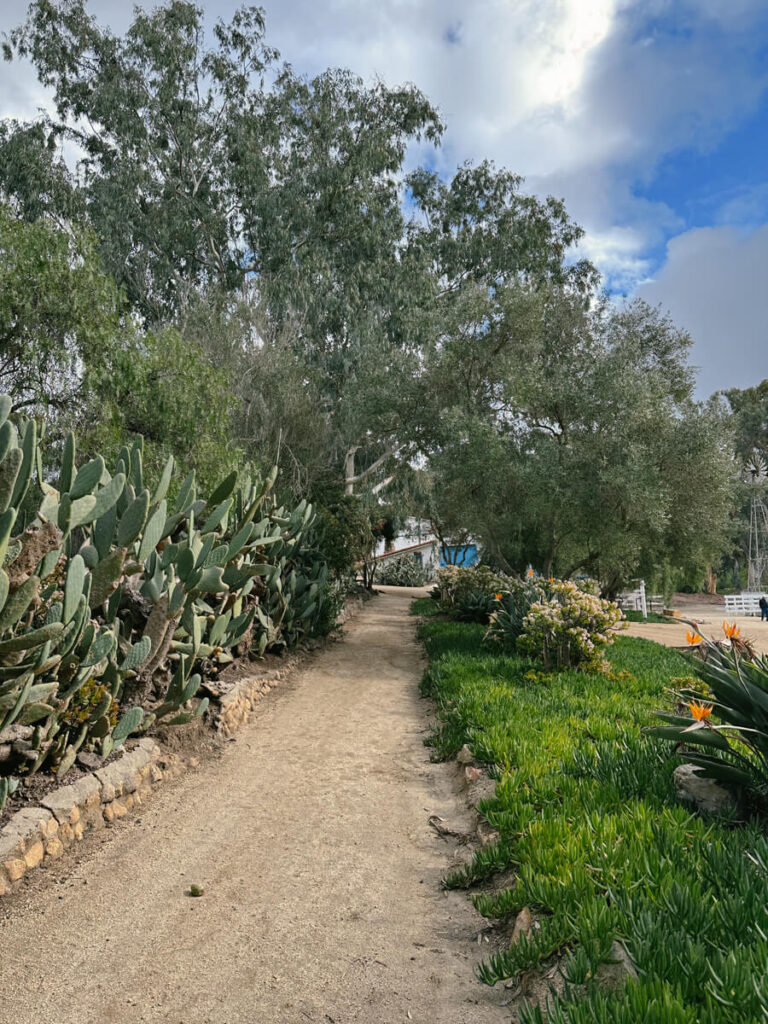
[688,700,713,722]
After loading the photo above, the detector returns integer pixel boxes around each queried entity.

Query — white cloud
[637,225,768,395]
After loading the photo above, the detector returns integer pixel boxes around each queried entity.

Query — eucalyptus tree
[3,0,443,491]
[0,200,121,416]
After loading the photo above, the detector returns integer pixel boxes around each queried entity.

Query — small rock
[674,764,734,815]
[77,751,102,770]
[189,884,204,897]
[457,744,475,766]
[23,841,44,871]
[510,907,534,945]
[4,858,26,882]
[45,838,64,860]
[595,941,638,989]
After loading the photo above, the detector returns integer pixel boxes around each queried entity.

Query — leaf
[68,494,97,530]
[70,456,105,499]
[0,420,16,467]
[0,623,61,657]
[201,497,233,535]
[207,470,238,506]
[138,500,167,562]
[0,575,40,632]
[119,635,152,672]
[11,418,36,508]
[151,455,174,507]
[59,432,76,494]
[89,548,126,609]
[93,504,118,560]
[81,630,115,668]
[56,746,78,779]
[195,566,228,594]
[0,448,22,514]
[112,705,144,747]
[17,701,56,725]
[89,472,126,524]
[63,555,86,624]
[175,470,196,514]
[116,489,150,547]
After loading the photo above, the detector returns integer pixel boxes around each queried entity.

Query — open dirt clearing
[0,589,508,1024]
[623,595,768,655]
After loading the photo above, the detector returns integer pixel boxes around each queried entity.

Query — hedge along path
[0,590,508,1024]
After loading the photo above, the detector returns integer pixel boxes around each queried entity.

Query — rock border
[0,737,162,896]
[0,595,370,897]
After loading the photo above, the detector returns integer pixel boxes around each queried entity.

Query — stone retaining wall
[0,738,163,896]
[212,660,299,738]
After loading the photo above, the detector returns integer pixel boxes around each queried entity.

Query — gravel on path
[0,590,508,1024]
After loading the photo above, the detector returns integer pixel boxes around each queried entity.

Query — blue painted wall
[439,544,479,568]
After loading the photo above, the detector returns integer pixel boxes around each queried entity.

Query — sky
[1,0,767,397]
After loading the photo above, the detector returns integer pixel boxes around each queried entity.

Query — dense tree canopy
[0,0,744,589]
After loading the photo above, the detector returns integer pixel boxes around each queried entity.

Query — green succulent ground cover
[417,614,768,1023]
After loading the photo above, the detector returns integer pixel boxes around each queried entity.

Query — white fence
[617,580,666,619]
[617,580,647,618]
[724,593,765,616]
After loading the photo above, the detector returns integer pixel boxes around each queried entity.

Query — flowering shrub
[433,566,507,611]
[488,579,622,671]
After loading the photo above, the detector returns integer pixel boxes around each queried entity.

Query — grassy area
[622,610,677,624]
[417,614,768,1023]
[410,596,440,617]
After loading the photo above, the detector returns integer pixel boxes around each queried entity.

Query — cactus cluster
[0,397,331,805]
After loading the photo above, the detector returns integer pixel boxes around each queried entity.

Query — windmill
[744,452,768,592]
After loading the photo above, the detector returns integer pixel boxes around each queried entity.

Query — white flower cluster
[517,580,622,670]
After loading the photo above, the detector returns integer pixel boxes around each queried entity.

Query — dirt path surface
[0,591,509,1024]
[624,601,768,655]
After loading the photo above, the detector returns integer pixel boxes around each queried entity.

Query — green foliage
[82,328,242,498]
[0,201,122,417]
[377,554,429,587]
[433,565,508,611]
[418,619,768,1020]
[422,291,734,593]
[0,396,334,786]
[0,774,18,813]
[410,596,440,618]
[622,610,676,624]
[313,494,373,581]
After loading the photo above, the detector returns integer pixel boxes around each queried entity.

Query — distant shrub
[433,566,507,615]
[378,554,430,587]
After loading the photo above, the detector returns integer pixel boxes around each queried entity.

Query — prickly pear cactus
[0,395,331,791]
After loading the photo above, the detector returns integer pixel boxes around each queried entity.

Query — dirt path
[0,591,508,1024]
[624,605,768,655]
